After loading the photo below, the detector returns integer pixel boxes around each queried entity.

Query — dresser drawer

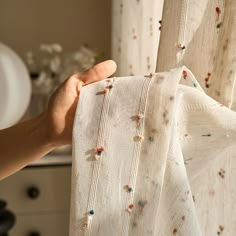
[10,212,69,236]
[0,166,71,213]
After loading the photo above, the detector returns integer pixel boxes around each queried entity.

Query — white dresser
[0,155,72,236]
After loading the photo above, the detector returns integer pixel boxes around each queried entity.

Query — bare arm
[0,60,117,180]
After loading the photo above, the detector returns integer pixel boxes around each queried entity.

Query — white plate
[0,43,31,129]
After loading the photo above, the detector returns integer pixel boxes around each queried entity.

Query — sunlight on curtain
[156,1,236,235]
[111,0,164,76]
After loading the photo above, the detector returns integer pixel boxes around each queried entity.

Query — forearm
[0,60,116,180]
[0,112,55,180]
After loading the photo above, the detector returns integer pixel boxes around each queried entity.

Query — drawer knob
[27,186,40,199]
[28,231,41,236]
[0,200,7,212]
[0,199,15,234]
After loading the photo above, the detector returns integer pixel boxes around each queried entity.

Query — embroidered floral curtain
[157,0,236,110]
[111,0,164,76]
[111,0,236,235]
[156,0,236,235]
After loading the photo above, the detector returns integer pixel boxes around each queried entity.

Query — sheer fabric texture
[70,67,236,235]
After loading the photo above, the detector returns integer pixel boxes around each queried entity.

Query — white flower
[32,44,98,93]
[40,44,53,54]
[74,46,96,70]
[50,56,61,73]
[51,43,63,53]
[74,51,83,62]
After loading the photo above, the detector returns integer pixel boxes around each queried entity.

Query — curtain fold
[70,66,236,235]
[156,0,236,109]
[111,0,164,76]
[156,0,236,234]
[89,0,236,234]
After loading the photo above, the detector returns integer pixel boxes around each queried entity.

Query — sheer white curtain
[111,0,236,235]
[111,0,164,76]
[156,1,236,235]
[157,0,236,110]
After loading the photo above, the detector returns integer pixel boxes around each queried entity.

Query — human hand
[0,61,116,178]
[43,60,117,147]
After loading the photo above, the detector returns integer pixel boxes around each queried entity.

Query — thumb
[78,60,117,85]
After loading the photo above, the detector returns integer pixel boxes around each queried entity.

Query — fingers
[76,60,117,85]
